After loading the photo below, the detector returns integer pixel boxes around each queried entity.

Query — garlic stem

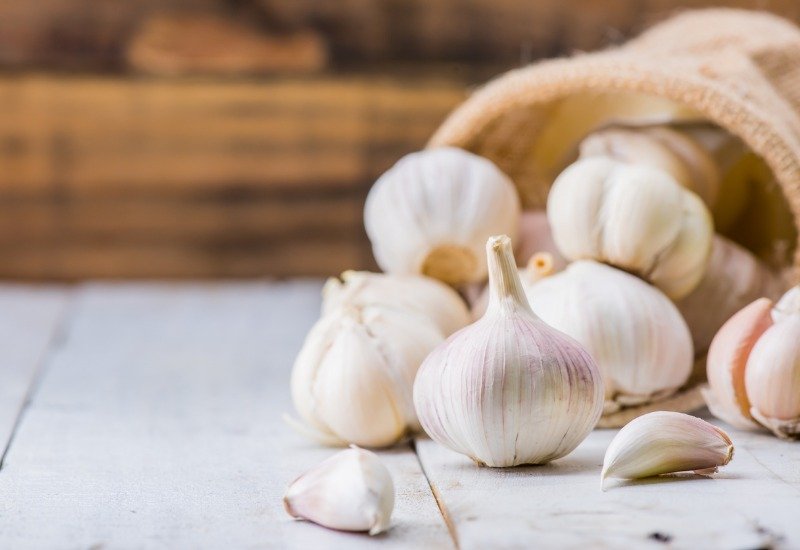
[486,235,532,314]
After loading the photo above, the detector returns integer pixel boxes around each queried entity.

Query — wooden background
[1,0,799,279]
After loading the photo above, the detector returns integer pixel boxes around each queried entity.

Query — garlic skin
[601,412,734,489]
[322,270,470,336]
[364,147,521,286]
[413,235,603,467]
[524,260,693,413]
[677,235,785,354]
[547,156,713,300]
[514,210,569,269]
[284,446,394,535]
[291,304,443,447]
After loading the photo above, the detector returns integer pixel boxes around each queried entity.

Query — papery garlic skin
[745,313,800,439]
[547,157,713,299]
[677,235,784,354]
[364,147,521,286]
[413,235,603,467]
[322,270,470,336]
[601,412,734,488]
[284,446,394,535]
[524,260,693,413]
[291,304,443,447]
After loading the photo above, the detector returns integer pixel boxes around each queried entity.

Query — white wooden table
[0,282,797,549]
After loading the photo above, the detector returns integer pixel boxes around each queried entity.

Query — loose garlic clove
[514,210,569,269]
[291,304,444,447]
[703,298,774,430]
[284,446,394,535]
[364,147,521,286]
[413,235,604,467]
[677,235,785,354]
[601,412,734,489]
[547,157,713,300]
[524,260,693,413]
[745,313,800,439]
[322,270,470,336]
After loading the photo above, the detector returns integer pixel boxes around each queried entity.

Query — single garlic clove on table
[364,147,521,286]
[524,260,693,414]
[284,446,394,535]
[322,270,470,337]
[413,235,604,467]
[601,412,734,489]
[546,156,713,300]
[290,303,444,447]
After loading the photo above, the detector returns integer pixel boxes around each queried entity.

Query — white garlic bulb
[547,156,714,300]
[284,446,394,535]
[704,287,800,439]
[524,260,693,413]
[413,235,603,467]
[676,235,785,354]
[601,412,734,489]
[322,270,470,336]
[291,304,443,447]
[364,147,521,286]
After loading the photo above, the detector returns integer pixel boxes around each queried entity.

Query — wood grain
[0,282,451,548]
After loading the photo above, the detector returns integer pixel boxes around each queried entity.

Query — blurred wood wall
[0,0,798,279]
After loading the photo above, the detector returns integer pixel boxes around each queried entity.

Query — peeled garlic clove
[524,260,693,413]
[413,235,603,467]
[514,210,569,269]
[284,446,394,535]
[547,157,713,300]
[745,313,800,439]
[291,304,443,447]
[364,147,521,286]
[322,270,470,336]
[601,412,734,488]
[703,298,774,430]
[677,235,785,355]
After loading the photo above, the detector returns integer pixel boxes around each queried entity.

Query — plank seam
[0,287,78,470]
[412,438,460,550]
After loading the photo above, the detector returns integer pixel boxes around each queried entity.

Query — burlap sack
[429,8,800,427]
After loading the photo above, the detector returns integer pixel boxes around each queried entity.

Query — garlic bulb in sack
[547,156,713,300]
[322,270,470,336]
[364,147,521,286]
[704,287,800,439]
[291,304,443,447]
[413,235,603,467]
[524,260,693,413]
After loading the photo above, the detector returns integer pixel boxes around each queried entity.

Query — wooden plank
[416,419,800,549]
[0,286,69,456]
[0,282,451,548]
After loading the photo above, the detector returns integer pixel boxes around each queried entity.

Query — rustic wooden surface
[0,281,798,548]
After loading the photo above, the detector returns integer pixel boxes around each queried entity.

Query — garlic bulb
[676,235,785,354]
[773,285,800,323]
[322,270,470,336]
[514,210,569,269]
[364,147,521,286]
[284,446,394,535]
[413,235,603,467]
[547,156,714,300]
[601,412,734,489]
[704,287,800,439]
[291,304,443,447]
[524,260,693,413]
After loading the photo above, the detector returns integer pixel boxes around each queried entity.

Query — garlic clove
[284,446,394,535]
[364,147,521,286]
[745,313,800,439]
[703,298,774,430]
[291,304,443,447]
[413,235,604,467]
[322,270,470,336]
[601,412,734,489]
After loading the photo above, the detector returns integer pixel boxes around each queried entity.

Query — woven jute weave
[429,8,800,426]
